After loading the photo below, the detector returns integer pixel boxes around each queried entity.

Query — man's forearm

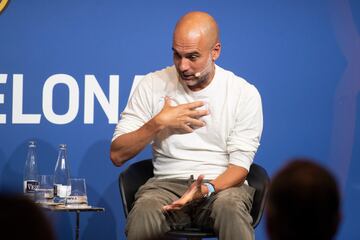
[164,164,249,210]
[110,119,162,166]
[209,164,248,193]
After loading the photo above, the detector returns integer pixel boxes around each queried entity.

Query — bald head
[174,12,220,49]
[172,12,221,91]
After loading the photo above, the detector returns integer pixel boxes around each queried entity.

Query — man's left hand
[163,175,206,211]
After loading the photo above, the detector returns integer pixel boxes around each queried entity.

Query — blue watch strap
[204,182,215,197]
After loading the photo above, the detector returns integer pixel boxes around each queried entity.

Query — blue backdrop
[1,0,359,239]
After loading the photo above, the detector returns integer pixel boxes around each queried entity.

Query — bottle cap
[59,144,67,149]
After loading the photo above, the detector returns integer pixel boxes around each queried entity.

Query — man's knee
[213,197,250,216]
[126,198,169,239]
[128,197,166,225]
[211,187,254,223]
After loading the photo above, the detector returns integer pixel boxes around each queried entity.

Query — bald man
[111,12,263,240]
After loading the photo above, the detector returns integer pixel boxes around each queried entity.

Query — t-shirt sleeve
[227,85,263,171]
[112,75,153,142]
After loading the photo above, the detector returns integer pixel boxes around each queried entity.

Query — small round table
[41,205,105,240]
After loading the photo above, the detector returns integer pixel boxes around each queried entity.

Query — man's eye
[188,55,198,61]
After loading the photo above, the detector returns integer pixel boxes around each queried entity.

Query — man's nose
[178,58,190,72]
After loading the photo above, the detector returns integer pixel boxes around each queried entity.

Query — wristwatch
[203,182,216,197]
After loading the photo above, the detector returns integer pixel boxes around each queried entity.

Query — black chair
[119,159,270,239]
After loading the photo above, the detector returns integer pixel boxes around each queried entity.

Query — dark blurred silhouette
[0,192,56,240]
[266,159,341,240]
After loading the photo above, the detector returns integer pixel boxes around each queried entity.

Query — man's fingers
[162,196,190,211]
[195,174,205,186]
[158,99,208,133]
[184,118,206,128]
[181,101,205,110]
[163,205,181,211]
[162,205,172,211]
[182,124,195,133]
[188,109,209,118]
[163,202,183,211]
[163,96,172,107]
[162,175,206,212]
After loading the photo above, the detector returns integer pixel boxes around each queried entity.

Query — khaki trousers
[126,177,255,240]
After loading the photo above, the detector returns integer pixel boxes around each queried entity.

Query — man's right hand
[110,97,209,166]
[154,96,209,133]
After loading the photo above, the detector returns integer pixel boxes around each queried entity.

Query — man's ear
[212,42,221,61]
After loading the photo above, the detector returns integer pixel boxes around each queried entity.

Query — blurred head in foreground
[0,193,56,240]
[266,159,341,240]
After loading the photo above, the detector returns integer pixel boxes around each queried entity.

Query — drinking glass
[66,178,88,208]
[35,175,54,204]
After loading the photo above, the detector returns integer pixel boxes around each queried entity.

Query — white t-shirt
[112,65,263,180]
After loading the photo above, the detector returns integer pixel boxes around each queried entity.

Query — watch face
[204,183,215,197]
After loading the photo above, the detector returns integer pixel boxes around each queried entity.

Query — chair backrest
[119,159,154,217]
[247,163,270,228]
[119,159,269,228]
